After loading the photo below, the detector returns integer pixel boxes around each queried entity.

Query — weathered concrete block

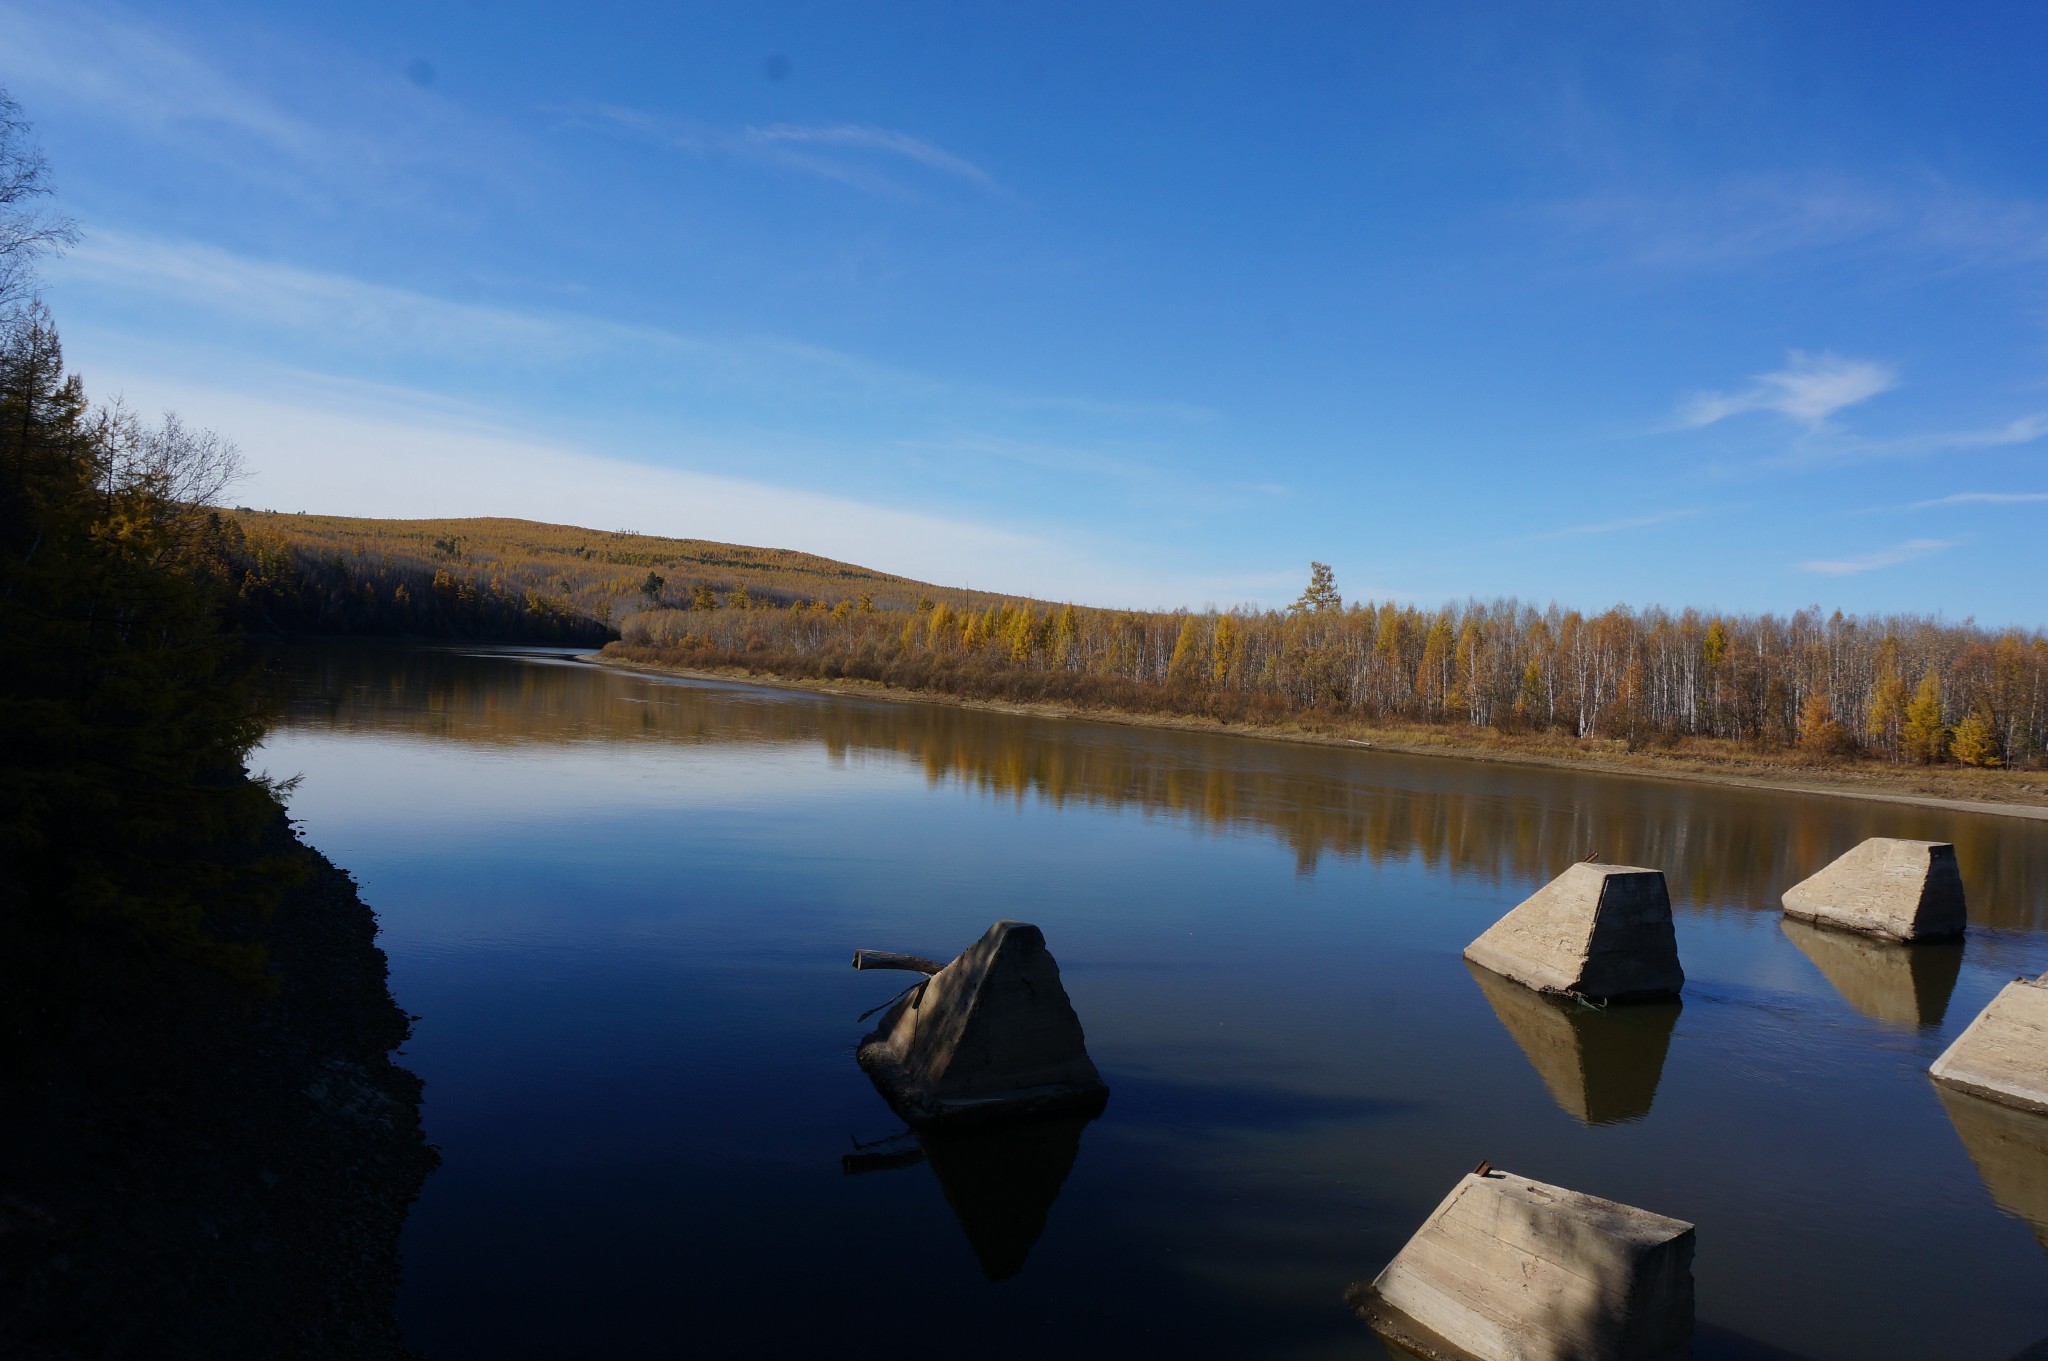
[1781,838,1967,942]
[1464,864,1684,1002]
[856,920,1108,1128]
[1931,974,2048,1114]
[1349,1169,1695,1361]
[1781,918,1962,1027]
[1937,1085,2048,1253]
[1466,962,1680,1125]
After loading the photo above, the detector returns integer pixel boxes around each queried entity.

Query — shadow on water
[1466,962,1681,1125]
[268,643,2048,927]
[843,1115,1096,1281]
[1780,919,1964,1028]
[1939,1085,2048,1254]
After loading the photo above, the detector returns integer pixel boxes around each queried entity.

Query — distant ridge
[222,509,1033,643]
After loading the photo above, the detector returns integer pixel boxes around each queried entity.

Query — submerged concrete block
[1464,864,1684,1002]
[1931,975,2048,1114]
[1466,961,1680,1125]
[856,920,1108,1128]
[1781,838,1967,942]
[1781,917,1962,1027]
[1349,1168,1695,1361]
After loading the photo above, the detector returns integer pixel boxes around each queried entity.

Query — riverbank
[0,814,436,1360]
[585,652,2048,823]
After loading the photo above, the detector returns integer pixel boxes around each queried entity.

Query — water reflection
[1939,1086,2048,1254]
[1466,963,1680,1124]
[841,1115,1095,1281]
[1780,921,1963,1028]
[268,645,2048,928]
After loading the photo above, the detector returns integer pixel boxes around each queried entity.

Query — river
[255,642,2048,1359]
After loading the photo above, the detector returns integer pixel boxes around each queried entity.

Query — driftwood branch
[851,949,946,975]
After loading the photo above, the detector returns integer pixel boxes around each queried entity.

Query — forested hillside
[220,510,1019,643]
[610,563,2048,772]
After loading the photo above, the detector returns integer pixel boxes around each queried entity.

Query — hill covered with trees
[218,510,1024,644]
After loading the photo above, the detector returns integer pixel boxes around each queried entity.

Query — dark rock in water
[856,920,1108,1128]
[0,818,436,1360]
[1466,961,1680,1125]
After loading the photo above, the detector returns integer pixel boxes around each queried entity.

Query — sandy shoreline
[578,653,2048,824]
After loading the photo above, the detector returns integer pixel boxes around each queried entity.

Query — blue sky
[6,2,2047,621]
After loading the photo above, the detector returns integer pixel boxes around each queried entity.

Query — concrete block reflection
[1466,961,1681,1125]
[1780,918,1961,1027]
[1937,1085,2048,1254]
[842,1114,1095,1281]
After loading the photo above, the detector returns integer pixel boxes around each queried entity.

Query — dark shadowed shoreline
[0,811,436,1361]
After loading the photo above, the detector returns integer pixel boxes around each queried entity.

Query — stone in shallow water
[1464,863,1684,1003]
[1781,917,1962,1027]
[1348,1168,1695,1361]
[856,920,1108,1128]
[1931,974,2048,1115]
[1780,837,1967,942]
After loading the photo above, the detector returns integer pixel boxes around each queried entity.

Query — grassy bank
[590,648,2048,821]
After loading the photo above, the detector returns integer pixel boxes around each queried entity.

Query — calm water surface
[256,644,2048,1359]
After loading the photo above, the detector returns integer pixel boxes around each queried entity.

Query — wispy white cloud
[0,0,527,206]
[53,231,1210,441]
[1742,410,2048,472]
[575,106,1003,198]
[1524,506,1713,541]
[1680,351,1896,430]
[1799,538,1958,576]
[0,0,322,157]
[1547,175,2048,275]
[76,365,1262,607]
[1911,490,2048,508]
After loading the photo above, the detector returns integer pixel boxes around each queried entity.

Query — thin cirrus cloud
[1799,538,1958,576]
[1522,506,1713,541]
[0,0,321,159]
[1911,490,2048,508]
[1547,175,2048,275]
[576,105,1003,198]
[1679,350,1897,430]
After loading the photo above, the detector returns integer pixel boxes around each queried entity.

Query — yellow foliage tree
[1951,707,2003,768]
[1902,671,1947,764]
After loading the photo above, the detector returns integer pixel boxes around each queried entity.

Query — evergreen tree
[1289,561,1342,613]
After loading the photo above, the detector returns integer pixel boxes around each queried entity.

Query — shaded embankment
[0,818,435,1361]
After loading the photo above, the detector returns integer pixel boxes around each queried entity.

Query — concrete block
[1464,864,1684,1003]
[1781,918,1961,1027]
[1781,838,1967,942]
[1349,1168,1695,1361]
[1466,962,1680,1125]
[857,920,1108,1128]
[1937,1085,2048,1254]
[1931,975,2048,1114]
